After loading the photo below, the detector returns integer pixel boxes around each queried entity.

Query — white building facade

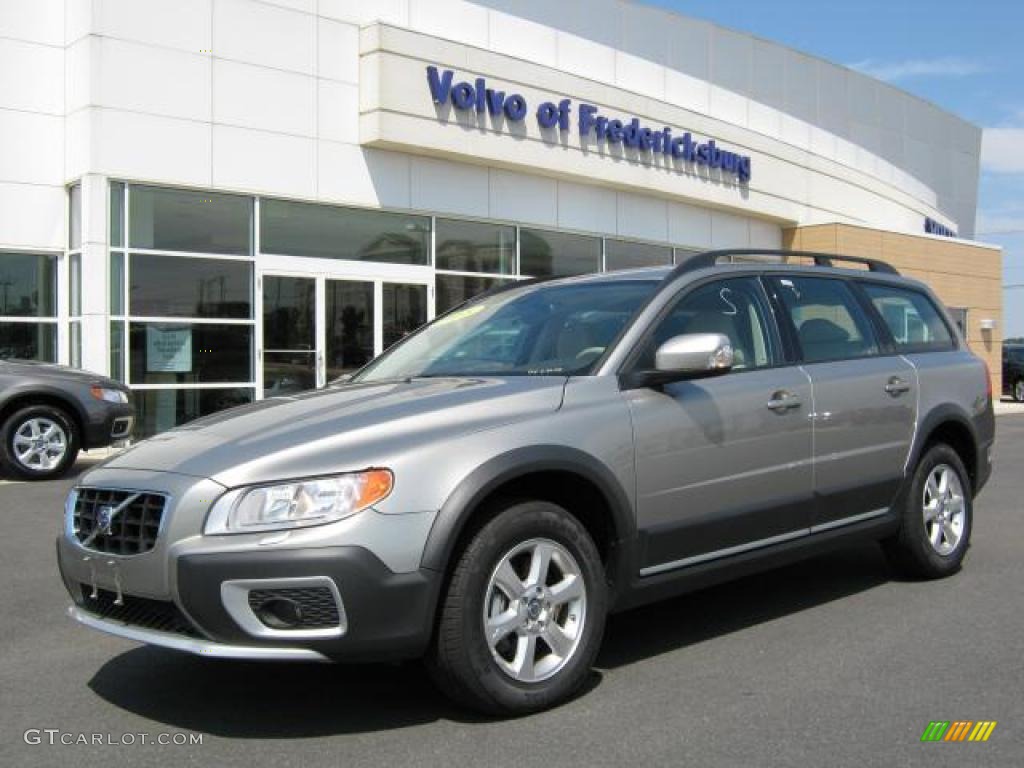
[0,0,988,435]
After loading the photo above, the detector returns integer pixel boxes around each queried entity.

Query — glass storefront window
[110,182,125,248]
[325,279,374,379]
[383,283,427,350]
[0,253,56,317]
[436,218,516,274]
[129,322,253,384]
[69,184,81,250]
[110,320,125,382]
[261,199,430,266]
[132,387,254,439]
[69,254,81,316]
[0,322,56,361]
[435,273,511,314]
[129,185,253,255]
[605,239,672,270]
[519,229,601,277]
[70,322,81,368]
[110,252,124,315]
[129,254,252,319]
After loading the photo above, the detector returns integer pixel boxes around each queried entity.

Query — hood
[102,376,567,486]
[0,359,124,388]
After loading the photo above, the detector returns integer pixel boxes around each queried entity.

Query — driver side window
[636,277,775,371]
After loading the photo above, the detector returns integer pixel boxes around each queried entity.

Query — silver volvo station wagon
[57,250,995,714]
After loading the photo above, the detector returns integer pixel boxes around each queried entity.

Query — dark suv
[0,360,133,480]
[1003,344,1024,402]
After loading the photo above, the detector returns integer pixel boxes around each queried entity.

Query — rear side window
[862,284,955,352]
[773,276,879,363]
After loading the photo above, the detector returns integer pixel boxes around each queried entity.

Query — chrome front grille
[72,488,167,556]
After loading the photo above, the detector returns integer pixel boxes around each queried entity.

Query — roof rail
[669,249,899,279]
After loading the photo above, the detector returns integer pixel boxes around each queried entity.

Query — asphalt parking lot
[2,419,1022,768]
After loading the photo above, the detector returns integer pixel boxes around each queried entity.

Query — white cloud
[848,56,988,82]
[981,128,1024,174]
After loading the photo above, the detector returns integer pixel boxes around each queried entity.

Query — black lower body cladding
[175,546,441,661]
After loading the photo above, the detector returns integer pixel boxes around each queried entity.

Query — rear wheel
[428,500,607,715]
[1,405,80,480]
[882,443,971,578]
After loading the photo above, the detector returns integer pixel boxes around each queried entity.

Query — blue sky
[642,0,1024,338]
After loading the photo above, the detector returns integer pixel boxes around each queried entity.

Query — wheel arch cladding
[912,406,979,493]
[420,446,636,586]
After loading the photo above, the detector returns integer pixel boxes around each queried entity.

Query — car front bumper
[82,402,134,449]
[60,543,442,662]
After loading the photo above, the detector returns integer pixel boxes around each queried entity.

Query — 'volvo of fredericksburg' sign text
[426,66,752,183]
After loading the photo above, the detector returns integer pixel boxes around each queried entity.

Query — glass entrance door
[262,275,317,396]
[259,271,430,398]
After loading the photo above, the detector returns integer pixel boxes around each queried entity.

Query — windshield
[353,279,658,381]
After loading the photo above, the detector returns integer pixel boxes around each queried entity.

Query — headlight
[204,469,393,535]
[90,385,129,404]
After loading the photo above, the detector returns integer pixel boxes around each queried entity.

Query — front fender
[419,445,637,599]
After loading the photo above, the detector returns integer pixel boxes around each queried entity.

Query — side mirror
[655,333,734,375]
[622,333,734,389]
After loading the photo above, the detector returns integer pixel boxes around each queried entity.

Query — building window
[519,228,601,277]
[129,185,253,256]
[435,273,512,314]
[132,388,254,442]
[436,218,516,274]
[129,253,252,319]
[260,199,430,265]
[0,252,58,361]
[109,184,127,381]
[118,183,256,436]
[605,239,673,270]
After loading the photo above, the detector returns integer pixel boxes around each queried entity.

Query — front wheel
[882,443,972,578]
[1,405,80,480]
[428,500,608,715]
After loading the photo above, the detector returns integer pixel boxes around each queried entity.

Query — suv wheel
[1,405,80,481]
[882,443,972,578]
[428,500,607,715]
[1015,378,1024,403]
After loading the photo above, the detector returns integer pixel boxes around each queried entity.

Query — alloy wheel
[922,463,966,556]
[12,417,68,472]
[482,538,587,683]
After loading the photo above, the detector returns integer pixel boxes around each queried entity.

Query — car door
[767,275,917,530]
[622,276,814,575]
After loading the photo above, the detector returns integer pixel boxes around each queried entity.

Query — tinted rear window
[862,284,955,353]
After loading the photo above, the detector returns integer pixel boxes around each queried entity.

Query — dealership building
[0,0,1003,436]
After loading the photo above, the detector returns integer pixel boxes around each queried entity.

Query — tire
[882,443,972,579]
[1,405,80,481]
[1015,378,1024,403]
[428,499,608,715]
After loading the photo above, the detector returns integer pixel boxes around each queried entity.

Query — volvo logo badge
[96,505,115,535]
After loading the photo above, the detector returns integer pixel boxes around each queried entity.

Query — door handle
[885,377,911,395]
[767,391,802,412]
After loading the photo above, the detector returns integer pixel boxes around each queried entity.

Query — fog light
[253,597,304,629]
